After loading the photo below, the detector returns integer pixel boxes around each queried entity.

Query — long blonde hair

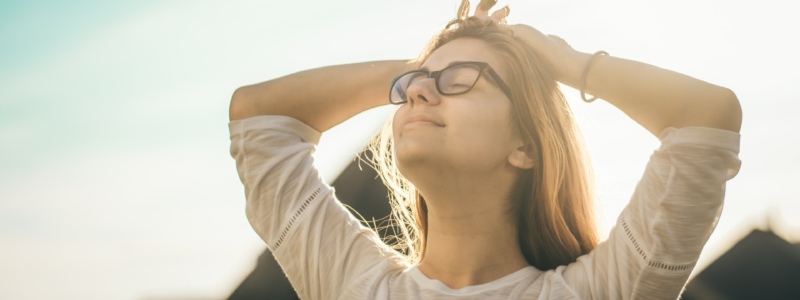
[367,17,599,271]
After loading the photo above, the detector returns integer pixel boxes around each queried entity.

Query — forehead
[422,37,507,74]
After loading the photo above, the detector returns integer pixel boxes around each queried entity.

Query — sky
[1,0,798,299]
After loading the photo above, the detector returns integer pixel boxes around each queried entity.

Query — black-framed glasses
[389,61,512,105]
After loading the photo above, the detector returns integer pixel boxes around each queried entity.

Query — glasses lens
[390,71,425,104]
[438,64,481,95]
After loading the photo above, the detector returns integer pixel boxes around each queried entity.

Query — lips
[404,114,444,127]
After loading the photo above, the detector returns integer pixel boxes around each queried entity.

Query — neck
[414,170,530,289]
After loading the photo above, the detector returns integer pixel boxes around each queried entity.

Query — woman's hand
[467,0,585,84]
[508,25,585,85]
[469,0,510,23]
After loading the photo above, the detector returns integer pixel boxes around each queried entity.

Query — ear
[508,143,535,169]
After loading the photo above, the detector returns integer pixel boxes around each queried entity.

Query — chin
[395,145,428,167]
[395,144,438,175]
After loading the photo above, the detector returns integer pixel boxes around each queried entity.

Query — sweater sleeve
[229,115,402,299]
[560,126,741,300]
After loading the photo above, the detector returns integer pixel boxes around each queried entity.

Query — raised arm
[229,60,409,131]
[511,25,742,135]
[506,20,742,300]
[228,60,412,298]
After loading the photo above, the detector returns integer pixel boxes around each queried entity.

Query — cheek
[449,105,516,161]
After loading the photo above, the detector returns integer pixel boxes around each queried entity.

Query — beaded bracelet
[579,50,608,103]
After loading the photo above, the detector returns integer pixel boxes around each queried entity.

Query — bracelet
[579,50,608,103]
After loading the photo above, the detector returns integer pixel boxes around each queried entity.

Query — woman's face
[393,37,523,179]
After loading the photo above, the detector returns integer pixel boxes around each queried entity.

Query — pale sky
[1,0,798,299]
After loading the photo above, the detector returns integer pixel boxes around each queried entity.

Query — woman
[228,1,742,299]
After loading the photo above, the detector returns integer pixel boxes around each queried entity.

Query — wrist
[554,50,591,87]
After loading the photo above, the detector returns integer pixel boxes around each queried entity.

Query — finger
[475,8,489,19]
[477,0,498,11]
[490,5,510,21]
[475,0,497,19]
[457,0,470,19]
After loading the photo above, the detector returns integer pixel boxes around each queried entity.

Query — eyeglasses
[389,61,512,105]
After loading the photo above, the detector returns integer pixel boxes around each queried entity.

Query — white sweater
[229,115,741,300]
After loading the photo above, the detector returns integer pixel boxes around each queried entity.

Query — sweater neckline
[405,265,539,295]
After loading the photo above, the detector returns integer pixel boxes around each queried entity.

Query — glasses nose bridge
[409,70,439,86]
[406,70,443,106]
[421,69,443,94]
[427,69,442,80]
[410,70,439,88]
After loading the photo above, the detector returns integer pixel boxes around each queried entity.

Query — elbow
[680,87,742,133]
[230,85,256,121]
[714,88,742,133]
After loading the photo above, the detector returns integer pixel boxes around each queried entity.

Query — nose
[405,77,441,106]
